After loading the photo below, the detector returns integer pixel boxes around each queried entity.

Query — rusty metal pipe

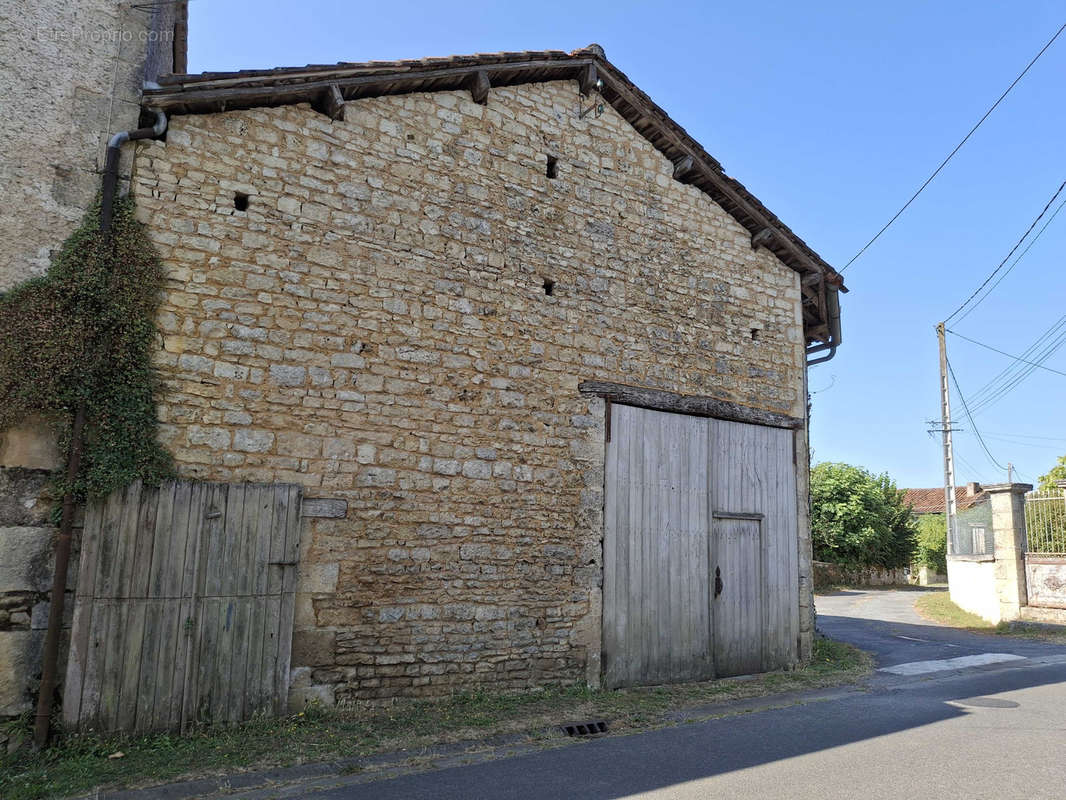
[33,110,167,748]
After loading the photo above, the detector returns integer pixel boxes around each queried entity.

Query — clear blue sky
[187,0,1066,490]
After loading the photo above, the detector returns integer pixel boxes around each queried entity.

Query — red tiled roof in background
[903,483,988,514]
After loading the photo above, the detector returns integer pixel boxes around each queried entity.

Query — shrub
[810,462,916,569]
[914,513,947,574]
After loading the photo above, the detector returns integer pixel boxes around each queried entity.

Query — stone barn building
[131,46,846,703]
[18,44,847,710]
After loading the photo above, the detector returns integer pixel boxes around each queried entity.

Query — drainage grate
[561,720,608,737]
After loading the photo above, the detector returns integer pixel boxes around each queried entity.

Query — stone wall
[811,561,908,591]
[130,79,809,700]
[947,483,1032,624]
[0,0,163,291]
[0,468,71,718]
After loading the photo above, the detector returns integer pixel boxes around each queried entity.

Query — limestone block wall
[0,469,72,717]
[0,0,184,291]
[130,79,809,700]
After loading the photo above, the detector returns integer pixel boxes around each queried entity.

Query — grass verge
[1,637,870,800]
[915,593,1066,644]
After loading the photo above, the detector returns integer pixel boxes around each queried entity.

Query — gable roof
[904,485,989,515]
[143,45,845,346]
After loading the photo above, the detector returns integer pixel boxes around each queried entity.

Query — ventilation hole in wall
[233,192,250,212]
[543,278,555,296]
[751,328,760,341]
[546,155,558,179]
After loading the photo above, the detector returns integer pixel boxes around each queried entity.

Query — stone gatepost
[987,482,1031,622]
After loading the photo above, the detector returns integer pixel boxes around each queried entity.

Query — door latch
[714,566,723,599]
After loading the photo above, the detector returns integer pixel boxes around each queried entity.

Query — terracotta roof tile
[903,485,989,514]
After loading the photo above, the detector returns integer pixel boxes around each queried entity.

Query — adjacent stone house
[0,0,187,719]
[128,46,846,703]
[905,482,992,555]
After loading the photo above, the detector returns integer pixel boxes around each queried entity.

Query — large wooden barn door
[602,404,713,688]
[603,404,797,688]
[63,480,302,734]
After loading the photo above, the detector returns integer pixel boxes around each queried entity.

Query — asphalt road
[213,589,1066,800]
[817,587,1066,666]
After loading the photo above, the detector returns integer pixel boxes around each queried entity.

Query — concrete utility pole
[937,322,958,554]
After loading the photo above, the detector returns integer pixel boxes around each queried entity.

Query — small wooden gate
[603,404,798,688]
[64,480,302,734]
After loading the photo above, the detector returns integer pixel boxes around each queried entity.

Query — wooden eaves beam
[144,59,594,111]
[469,70,491,104]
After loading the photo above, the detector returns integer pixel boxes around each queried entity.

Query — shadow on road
[323,657,1066,800]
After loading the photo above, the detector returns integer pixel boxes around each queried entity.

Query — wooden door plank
[246,485,276,716]
[211,483,246,722]
[274,484,302,714]
[229,483,262,722]
[189,482,228,728]
[117,600,148,733]
[114,481,144,600]
[96,484,126,600]
[148,481,184,731]
[63,499,103,729]
[99,598,127,731]
[172,481,205,731]
[128,484,163,733]
[79,598,111,731]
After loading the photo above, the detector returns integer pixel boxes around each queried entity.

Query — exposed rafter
[144,45,845,347]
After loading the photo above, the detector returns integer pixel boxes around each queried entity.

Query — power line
[969,321,1066,413]
[980,433,1066,445]
[953,446,994,483]
[981,434,1065,450]
[840,22,1066,273]
[946,357,1008,472]
[956,314,1066,410]
[945,327,1066,379]
[945,179,1066,322]
[953,194,1066,323]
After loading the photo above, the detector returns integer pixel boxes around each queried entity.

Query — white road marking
[879,653,1026,676]
[895,635,960,647]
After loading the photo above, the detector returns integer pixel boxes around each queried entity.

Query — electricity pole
[937,322,958,554]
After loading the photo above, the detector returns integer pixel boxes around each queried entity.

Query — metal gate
[63,480,302,734]
[602,404,798,688]
[1024,488,1066,609]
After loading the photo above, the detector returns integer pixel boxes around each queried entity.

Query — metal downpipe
[33,111,167,748]
[806,286,842,366]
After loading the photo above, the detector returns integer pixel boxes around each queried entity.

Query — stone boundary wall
[131,79,809,700]
[812,560,908,591]
[947,483,1031,624]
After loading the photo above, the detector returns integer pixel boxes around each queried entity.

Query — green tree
[913,513,947,574]
[1038,455,1066,492]
[810,462,917,569]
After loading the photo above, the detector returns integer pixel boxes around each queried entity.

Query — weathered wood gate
[63,480,302,733]
[602,404,798,688]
